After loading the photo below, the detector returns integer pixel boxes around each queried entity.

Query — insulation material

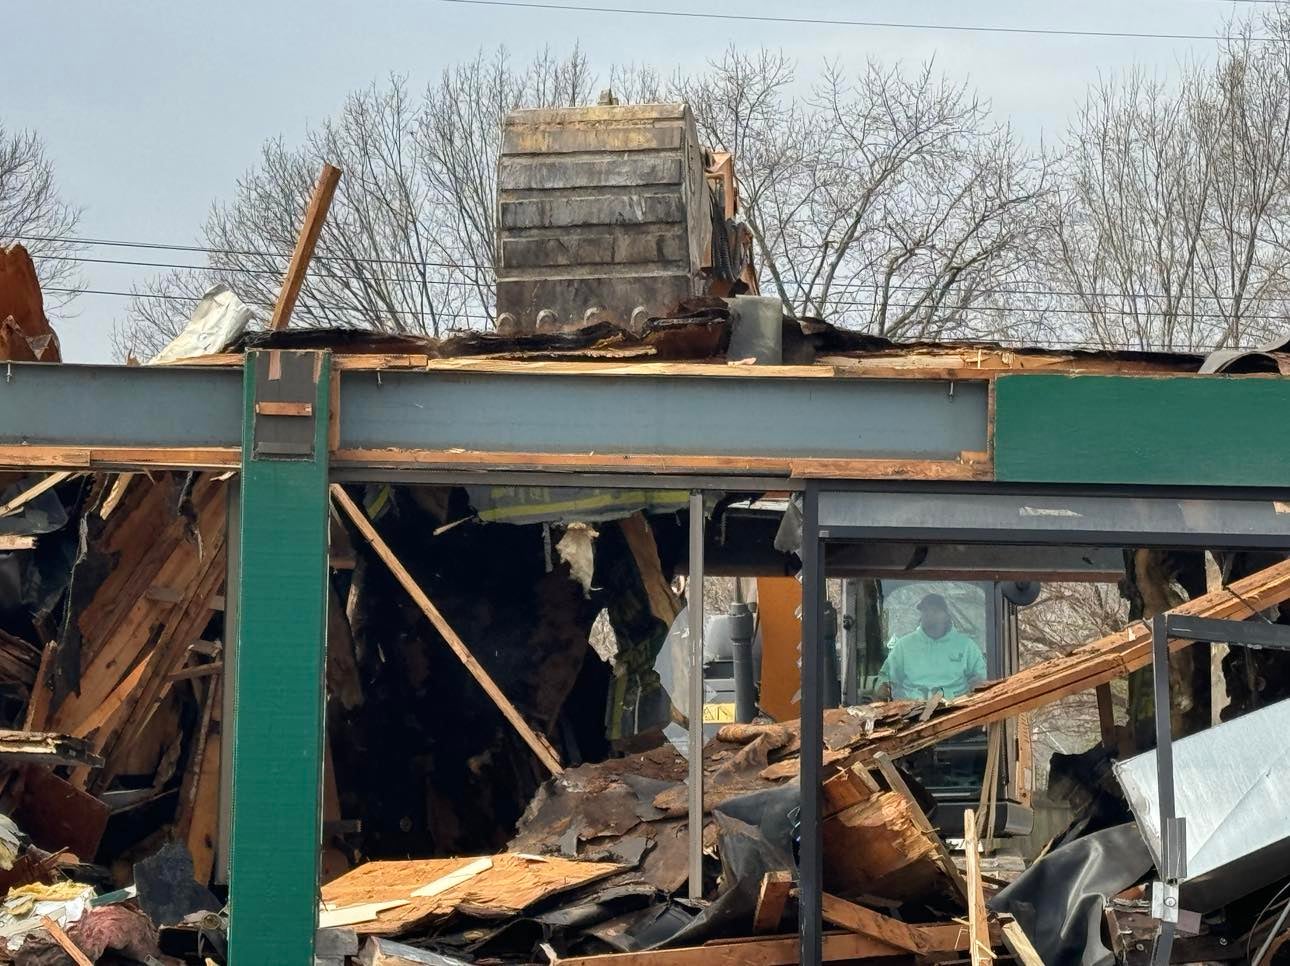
[319,853,623,936]
[466,486,688,526]
[146,283,253,364]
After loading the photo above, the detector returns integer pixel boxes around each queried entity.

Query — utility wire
[37,253,484,291]
[13,233,485,275]
[33,246,1290,310]
[47,287,494,323]
[56,285,1240,350]
[432,0,1284,42]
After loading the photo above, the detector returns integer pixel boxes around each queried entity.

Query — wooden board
[551,927,974,965]
[872,753,969,903]
[963,809,993,965]
[331,484,562,774]
[319,854,621,936]
[1000,919,1045,966]
[333,447,990,482]
[0,731,102,768]
[13,767,109,860]
[269,164,342,332]
[752,871,793,933]
[820,893,927,953]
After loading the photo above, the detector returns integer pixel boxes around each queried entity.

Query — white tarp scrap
[146,284,253,364]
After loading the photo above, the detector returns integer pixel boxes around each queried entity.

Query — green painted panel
[228,351,331,966]
[995,374,1290,487]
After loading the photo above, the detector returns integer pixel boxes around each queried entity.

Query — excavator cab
[843,579,1036,836]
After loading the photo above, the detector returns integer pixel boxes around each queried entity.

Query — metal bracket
[250,351,322,461]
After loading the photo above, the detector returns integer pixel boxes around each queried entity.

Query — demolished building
[3,99,1290,966]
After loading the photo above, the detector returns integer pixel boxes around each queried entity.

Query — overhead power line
[47,286,494,324]
[13,233,485,275]
[432,0,1284,42]
[31,242,1290,308]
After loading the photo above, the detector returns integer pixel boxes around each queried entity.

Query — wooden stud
[752,871,793,933]
[820,893,927,954]
[269,164,342,332]
[1000,919,1045,966]
[550,929,942,965]
[0,471,73,518]
[330,484,563,775]
[872,752,969,902]
[964,809,994,965]
[40,916,92,966]
[186,679,223,886]
[0,535,36,551]
[22,642,56,732]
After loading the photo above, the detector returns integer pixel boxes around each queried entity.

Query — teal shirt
[876,626,987,700]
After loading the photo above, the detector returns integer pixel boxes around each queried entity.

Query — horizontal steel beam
[0,362,989,478]
[0,363,241,448]
[817,488,1290,550]
[826,542,1126,581]
[337,368,988,460]
[1166,614,1290,650]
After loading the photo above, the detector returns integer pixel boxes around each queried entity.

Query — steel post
[687,490,705,901]
[227,351,332,966]
[799,483,824,966]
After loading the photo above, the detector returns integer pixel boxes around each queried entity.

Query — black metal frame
[1149,613,1290,966]
[797,483,1290,966]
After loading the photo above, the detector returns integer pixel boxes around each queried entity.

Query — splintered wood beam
[1000,919,1045,966]
[753,871,793,933]
[964,809,993,966]
[0,731,103,769]
[270,163,342,332]
[820,893,927,954]
[0,471,73,518]
[21,642,56,732]
[0,535,35,551]
[551,930,917,965]
[872,752,969,903]
[329,484,563,775]
[40,916,92,966]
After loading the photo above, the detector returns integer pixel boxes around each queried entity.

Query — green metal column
[228,350,331,965]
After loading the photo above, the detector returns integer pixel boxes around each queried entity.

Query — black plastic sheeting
[990,823,1154,966]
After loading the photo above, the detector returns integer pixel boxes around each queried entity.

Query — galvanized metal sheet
[1114,697,1290,911]
[338,370,989,460]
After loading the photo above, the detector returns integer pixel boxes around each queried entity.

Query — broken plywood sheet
[320,853,623,936]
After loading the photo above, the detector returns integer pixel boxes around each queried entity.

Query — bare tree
[0,125,83,310]
[1047,10,1290,352]
[114,47,597,359]
[677,49,1054,342]
[1018,582,1129,786]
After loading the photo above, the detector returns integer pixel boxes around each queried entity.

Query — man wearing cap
[873,593,987,701]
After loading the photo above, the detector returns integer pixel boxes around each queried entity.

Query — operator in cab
[874,592,986,701]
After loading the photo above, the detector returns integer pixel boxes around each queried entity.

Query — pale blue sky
[5,0,1250,360]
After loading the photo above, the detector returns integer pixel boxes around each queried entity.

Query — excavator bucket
[497,102,752,335]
